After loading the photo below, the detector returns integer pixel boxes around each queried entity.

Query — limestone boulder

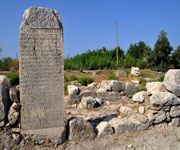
[133,114,148,124]
[68,85,80,104]
[154,111,166,124]
[87,82,97,90]
[150,92,180,107]
[169,118,180,127]
[138,106,145,114]
[9,86,20,103]
[95,98,103,105]
[0,75,10,121]
[97,88,107,94]
[68,85,79,95]
[170,106,180,117]
[125,82,137,97]
[117,106,133,117]
[147,112,155,124]
[131,67,140,76]
[109,117,141,134]
[81,96,99,109]
[96,122,114,137]
[8,104,20,125]
[115,70,127,77]
[132,91,147,103]
[68,118,95,140]
[80,90,94,98]
[164,69,180,96]
[146,82,166,95]
[100,80,112,91]
[111,80,125,92]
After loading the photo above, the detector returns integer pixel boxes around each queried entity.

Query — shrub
[140,78,147,87]
[6,71,19,86]
[107,73,116,80]
[69,75,78,81]
[153,61,169,72]
[78,76,94,86]
[157,74,165,82]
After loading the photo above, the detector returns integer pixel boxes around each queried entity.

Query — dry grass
[65,69,163,83]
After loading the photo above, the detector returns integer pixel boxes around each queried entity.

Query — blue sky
[0,0,180,58]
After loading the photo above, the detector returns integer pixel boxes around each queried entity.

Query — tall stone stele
[19,7,65,143]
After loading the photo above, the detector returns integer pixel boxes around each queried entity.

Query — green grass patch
[107,73,116,80]
[78,76,94,86]
[157,74,165,82]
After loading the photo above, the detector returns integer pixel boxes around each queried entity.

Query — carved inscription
[19,7,64,132]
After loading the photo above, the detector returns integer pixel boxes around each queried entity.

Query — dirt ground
[17,126,180,150]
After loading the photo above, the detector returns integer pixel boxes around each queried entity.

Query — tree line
[65,30,180,72]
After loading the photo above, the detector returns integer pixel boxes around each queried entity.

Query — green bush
[140,78,147,87]
[69,75,78,81]
[78,76,94,86]
[157,74,165,82]
[153,61,169,72]
[6,71,19,86]
[107,73,116,80]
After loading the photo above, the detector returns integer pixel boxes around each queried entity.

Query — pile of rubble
[66,69,180,141]
[68,80,137,107]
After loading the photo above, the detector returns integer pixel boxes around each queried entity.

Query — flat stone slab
[19,7,65,142]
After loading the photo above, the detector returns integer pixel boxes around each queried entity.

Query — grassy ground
[64,69,165,95]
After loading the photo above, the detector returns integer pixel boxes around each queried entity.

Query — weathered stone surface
[95,98,103,105]
[68,85,79,96]
[97,88,107,94]
[81,96,99,109]
[8,107,19,125]
[138,106,145,114]
[87,82,96,90]
[125,82,137,97]
[0,75,10,121]
[164,69,180,96]
[11,103,21,111]
[154,111,166,124]
[150,92,180,107]
[115,70,127,77]
[146,82,166,95]
[147,112,155,124]
[131,67,140,76]
[109,117,141,134]
[69,118,95,140]
[96,122,114,137]
[170,106,180,117]
[68,85,80,104]
[133,114,148,124]
[169,118,180,127]
[80,90,94,98]
[111,80,125,92]
[19,7,65,142]
[100,80,112,91]
[9,86,19,103]
[132,91,147,103]
[117,106,133,117]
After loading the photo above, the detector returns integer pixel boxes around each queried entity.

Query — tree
[152,30,173,71]
[126,41,150,59]
[172,45,180,68]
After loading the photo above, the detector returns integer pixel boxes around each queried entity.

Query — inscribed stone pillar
[19,7,65,142]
